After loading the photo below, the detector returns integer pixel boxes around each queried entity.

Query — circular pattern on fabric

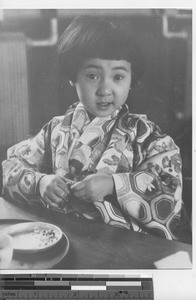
[167,214,181,238]
[156,198,173,219]
[146,221,172,239]
[151,194,174,223]
[130,172,162,201]
[139,201,152,223]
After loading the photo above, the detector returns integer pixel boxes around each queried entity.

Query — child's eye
[86,73,98,80]
[114,74,124,81]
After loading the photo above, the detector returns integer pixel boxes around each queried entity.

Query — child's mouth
[97,102,111,110]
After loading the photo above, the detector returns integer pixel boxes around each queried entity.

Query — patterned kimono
[2,102,191,242]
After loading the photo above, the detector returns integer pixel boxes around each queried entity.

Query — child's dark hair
[57,15,145,87]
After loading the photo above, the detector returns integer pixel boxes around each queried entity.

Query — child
[2,15,191,243]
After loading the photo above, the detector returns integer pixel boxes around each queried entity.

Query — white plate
[1,222,63,253]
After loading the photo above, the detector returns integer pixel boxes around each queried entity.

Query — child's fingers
[53,186,67,199]
[61,176,75,185]
[70,181,85,191]
[57,177,73,193]
[43,193,62,209]
[72,189,86,199]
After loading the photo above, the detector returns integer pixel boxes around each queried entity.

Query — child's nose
[96,79,112,96]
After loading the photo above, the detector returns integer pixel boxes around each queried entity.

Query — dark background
[0,9,192,217]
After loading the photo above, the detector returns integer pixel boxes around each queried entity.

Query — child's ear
[69,80,75,87]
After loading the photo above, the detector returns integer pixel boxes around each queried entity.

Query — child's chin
[95,111,112,118]
[93,108,116,118]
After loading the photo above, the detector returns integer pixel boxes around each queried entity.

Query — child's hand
[38,174,71,209]
[71,174,114,203]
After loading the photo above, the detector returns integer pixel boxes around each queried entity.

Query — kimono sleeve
[112,120,190,241]
[1,117,60,206]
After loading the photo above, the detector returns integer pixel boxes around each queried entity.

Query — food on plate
[12,227,59,250]
[1,222,63,252]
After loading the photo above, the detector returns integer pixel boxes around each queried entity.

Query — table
[0,197,192,270]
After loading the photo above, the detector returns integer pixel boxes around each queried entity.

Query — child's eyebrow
[112,66,130,72]
[84,64,102,70]
[84,64,130,72]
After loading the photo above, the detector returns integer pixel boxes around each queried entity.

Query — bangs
[57,15,144,86]
[82,31,133,62]
[78,19,132,61]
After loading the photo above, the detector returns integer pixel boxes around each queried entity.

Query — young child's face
[74,58,131,117]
